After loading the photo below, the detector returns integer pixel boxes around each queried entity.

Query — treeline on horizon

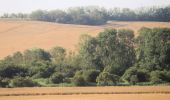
[1,6,170,25]
[0,27,170,87]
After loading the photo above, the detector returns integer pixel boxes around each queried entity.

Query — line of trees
[0,27,170,87]
[1,6,170,25]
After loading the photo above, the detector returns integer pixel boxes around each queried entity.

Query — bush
[0,63,28,78]
[0,77,10,87]
[130,75,138,85]
[63,78,72,83]
[72,76,86,86]
[29,61,55,78]
[83,70,100,83]
[49,73,63,84]
[10,77,39,87]
[150,71,163,84]
[122,66,149,83]
[72,71,86,86]
[164,71,170,82]
[96,72,119,86]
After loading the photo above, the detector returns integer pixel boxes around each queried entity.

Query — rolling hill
[0,20,170,59]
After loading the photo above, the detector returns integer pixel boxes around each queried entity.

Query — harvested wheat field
[0,20,170,58]
[0,86,170,100]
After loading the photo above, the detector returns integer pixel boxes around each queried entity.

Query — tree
[30,10,49,21]
[23,48,50,64]
[49,46,66,63]
[78,34,102,70]
[97,29,135,75]
[136,28,170,71]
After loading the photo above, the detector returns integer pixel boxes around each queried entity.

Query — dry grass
[0,86,170,100]
[0,20,170,59]
[0,86,170,95]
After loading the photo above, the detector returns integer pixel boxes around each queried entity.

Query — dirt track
[0,94,170,100]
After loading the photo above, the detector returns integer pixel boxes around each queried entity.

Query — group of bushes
[0,27,170,87]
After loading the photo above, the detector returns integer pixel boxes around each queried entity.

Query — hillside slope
[0,20,170,58]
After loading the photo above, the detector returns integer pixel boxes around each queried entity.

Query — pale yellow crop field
[0,20,170,59]
[0,86,170,100]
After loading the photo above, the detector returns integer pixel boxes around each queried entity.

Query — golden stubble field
[0,86,170,100]
[0,20,170,59]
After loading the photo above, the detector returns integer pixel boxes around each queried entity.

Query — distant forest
[0,28,170,87]
[1,6,170,25]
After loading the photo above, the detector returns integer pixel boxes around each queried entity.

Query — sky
[0,0,169,14]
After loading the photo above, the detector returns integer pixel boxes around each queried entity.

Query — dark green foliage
[11,77,39,87]
[72,70,99,85]
[0,78,10,87]
[49,73,64,84]
[96,72,119,86]
[122,66,149,83]
[83,70,100,83]
[0,63,28,78]
[29,61,55,78]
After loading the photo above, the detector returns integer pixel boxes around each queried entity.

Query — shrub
[0,77,9,87]
[0,63,28,78]
[149,70,170,84]
[83,70,100,83]
[96,72,119,86]
[164,71,170,82]
[122,66,149,83]
[29,61,55,78]
[63,78,72,83]
[49,73,63,84]
[72,76,86,86]
[130,75,138,85]
[121,67,137,82]
[150,71,163,84]
[10,77,39,87]
[72,71,86,86]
